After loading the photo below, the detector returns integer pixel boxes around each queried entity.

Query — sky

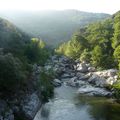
[0,0,120,14]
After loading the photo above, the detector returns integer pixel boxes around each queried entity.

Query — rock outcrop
[0,65,42,120]
[21,93,41,120]
[77,85,112,97]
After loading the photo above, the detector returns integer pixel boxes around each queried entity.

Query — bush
[91,45,103,68]
[80,49,91,62]
[112,82,120,100]
[0,52,27,94]
[37,69,54,101]
[24,38,50,65]
[114,45,120,69]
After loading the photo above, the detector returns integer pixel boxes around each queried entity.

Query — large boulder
[21,93,41,120]
[94,69,118,78]
[88,67,96,72]
[66,77,86,87]
[79,73,92,80]
[88,69,118,87]
[88,74,107,87]
[52,79,62,87]
[61,73,73,79]
[76,72,85,78]
[106,76,118,85]
[76,62,88,73]
[77,85,112,97]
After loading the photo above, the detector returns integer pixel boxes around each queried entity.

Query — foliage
[80,49,91,62]
[91,45,103,68]
[112,12,120,48]
[24,38,50,65]
[55,42,67,55]
[114,45,120,68]
[56,16,116,69]
[0,10,110,47]
[113,82,120,100]
[56,34,87,59]
[37,69,54,101]
[0,17,52,99]
[0,52,27,94]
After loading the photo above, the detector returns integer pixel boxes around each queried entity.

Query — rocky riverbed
[34,55,120,120]
[45,55,118,97]
[0,55,118,120]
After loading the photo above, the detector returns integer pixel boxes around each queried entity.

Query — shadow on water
[34,85,120,120]
[75,95,120,120]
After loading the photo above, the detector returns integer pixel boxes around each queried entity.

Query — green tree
[112,12,120,48]
[80,49,91,62]
[0,53,26,94]
[114,45,120,68]
[59,34,87,59]
[55,42,67,55]
[37,69,54,101]
[24,38,50,65]
[91,45,103,68]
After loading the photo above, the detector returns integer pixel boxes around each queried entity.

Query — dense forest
[56,11,120,96]
[0,10,110,47]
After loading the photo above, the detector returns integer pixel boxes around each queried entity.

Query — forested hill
[0,16,54,119]
[56,10,120,70]
[0,10,110,47]
[0,17,30,48]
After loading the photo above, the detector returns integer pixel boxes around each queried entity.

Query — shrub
[37,69,54,101]
[80,49,91,62]
[112,82,120,100]
[0,52,27,94]
[24,38,50,65]
[114,45,120,69]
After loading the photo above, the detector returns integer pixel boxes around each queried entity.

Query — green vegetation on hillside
[0,10,110,47]
[56,11,120,99]
[56,15,116,69]
[0,17,53,98]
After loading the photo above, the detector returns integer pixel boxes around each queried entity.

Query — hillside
[0,10,110,47]
[0,17,53,120]
[56,10,120,69]
[0,17,29,49]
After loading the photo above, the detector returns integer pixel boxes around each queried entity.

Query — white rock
[78,85,112,97]
[76,62,88,73]
[88,67,96,72]
[106,77,117,85]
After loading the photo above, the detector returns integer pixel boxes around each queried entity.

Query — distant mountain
[0,17,29,49]
[0,10,111,47]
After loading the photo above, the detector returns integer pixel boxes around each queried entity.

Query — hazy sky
[0,0,120,14]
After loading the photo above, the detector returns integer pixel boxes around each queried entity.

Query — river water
[34,83,120,120]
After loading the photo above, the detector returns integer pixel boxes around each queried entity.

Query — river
[34,83,120,120]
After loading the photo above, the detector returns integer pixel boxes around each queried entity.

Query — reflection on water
[34,84,120,120]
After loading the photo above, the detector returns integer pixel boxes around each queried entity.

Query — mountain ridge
[0,10,110,47]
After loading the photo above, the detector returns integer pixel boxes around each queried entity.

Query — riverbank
[0,65,42,120]
[45,55,118,97]
[0,55,119,120]
[34,83,120,120]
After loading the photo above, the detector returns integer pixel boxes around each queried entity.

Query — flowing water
[34,83,120,120]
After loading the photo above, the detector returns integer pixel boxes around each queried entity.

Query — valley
[0,9,120,120]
